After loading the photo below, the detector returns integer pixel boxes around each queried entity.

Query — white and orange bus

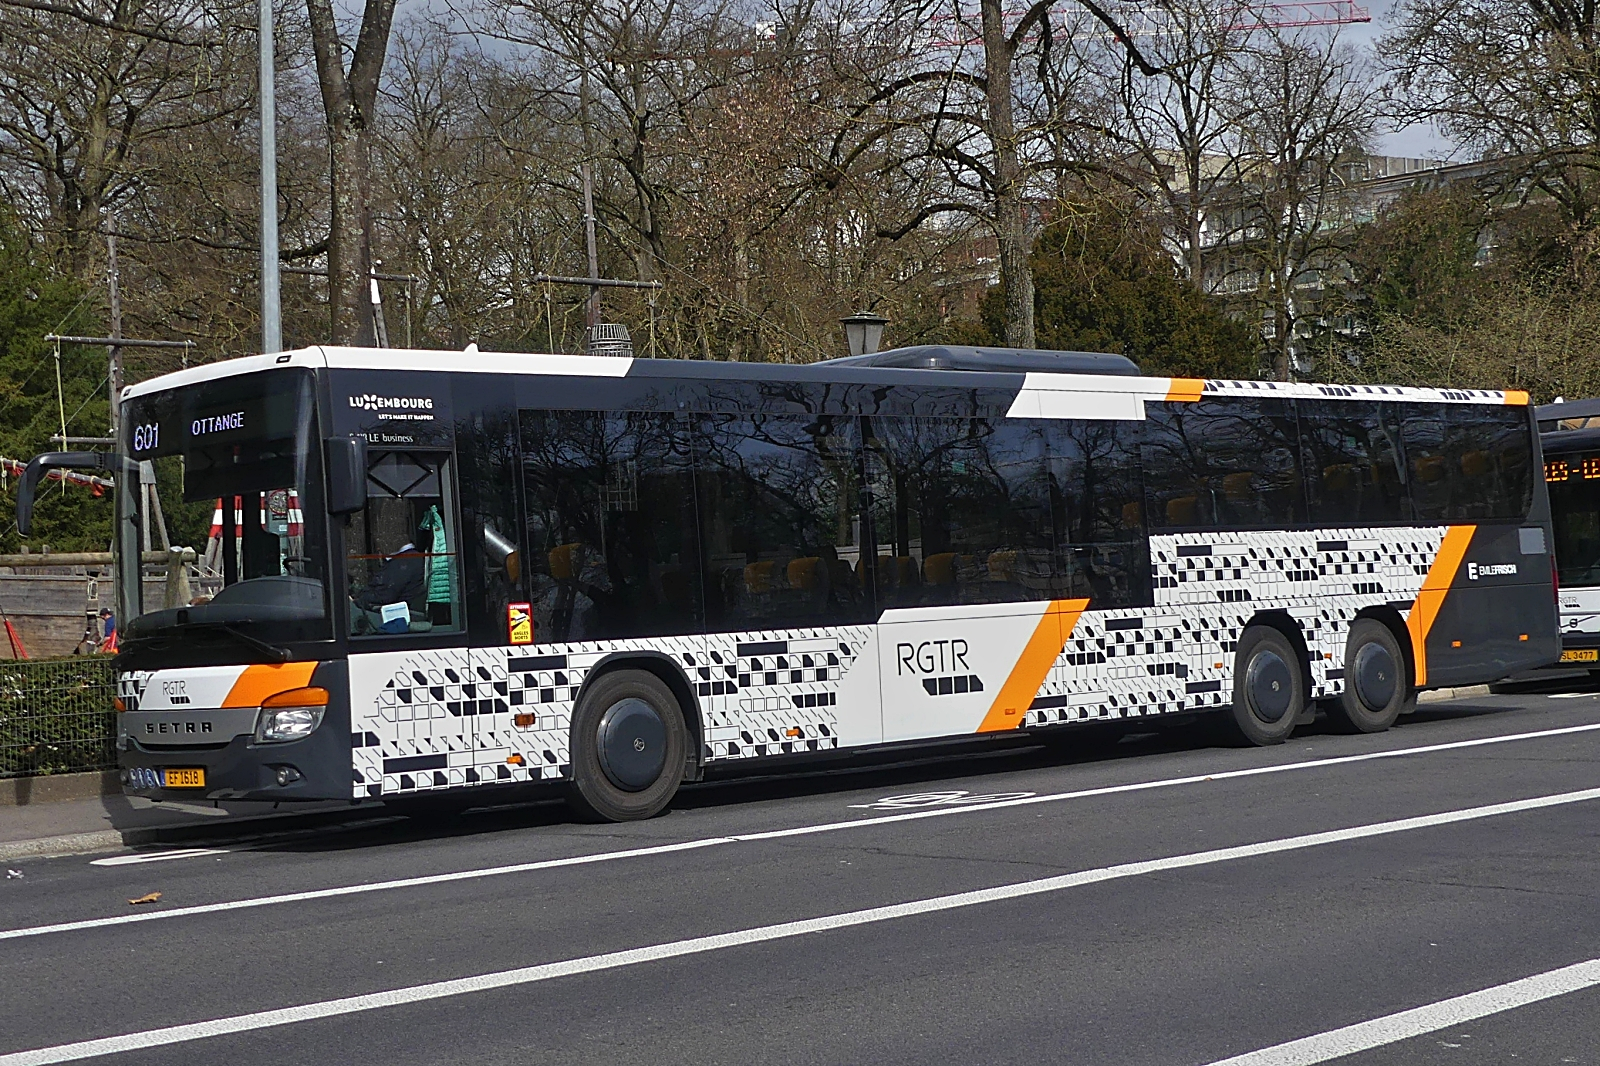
[18,345,1558,820]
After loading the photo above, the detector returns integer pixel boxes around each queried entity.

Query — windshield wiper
[194,622,292,663]
[126,620,292,663]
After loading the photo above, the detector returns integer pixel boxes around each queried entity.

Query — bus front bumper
[119,717,353,803]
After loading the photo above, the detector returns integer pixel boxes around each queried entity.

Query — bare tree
[1384,0,1600,227]
[1224,30,1374,379]
[304,0,398,344]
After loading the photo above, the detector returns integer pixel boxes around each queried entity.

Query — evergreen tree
[0,210,108,552]
[967,200,1259,379]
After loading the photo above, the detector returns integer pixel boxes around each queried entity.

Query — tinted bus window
[1299,400,1409,525]
[1143,398,1304,530]
[693,413,867,629]
[867,417,1058,608]
[1545,451,1600,587]
[1046,420,1150,607]
[520,411,702,641]
[1403,406,1532,521]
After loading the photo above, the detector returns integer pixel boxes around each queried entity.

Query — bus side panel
[348,628,882,799]
[1419,524,1560,686]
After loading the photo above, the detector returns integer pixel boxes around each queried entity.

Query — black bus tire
[566,669,687,823]
[1228,625,1305,746]
[1328,619,1412,734]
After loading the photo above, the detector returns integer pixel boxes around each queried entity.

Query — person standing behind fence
[98,608,117,654]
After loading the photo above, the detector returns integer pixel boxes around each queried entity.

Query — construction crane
[924,0,1369,48]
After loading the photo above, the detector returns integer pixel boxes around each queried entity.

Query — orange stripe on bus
[977,598,1091,733]
[222,662,318,708]
[1503,390,1530,406]
[1164,378,1205,402]
[1406,525,1475,688]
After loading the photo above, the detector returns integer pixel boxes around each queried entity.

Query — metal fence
[0,657,117,778]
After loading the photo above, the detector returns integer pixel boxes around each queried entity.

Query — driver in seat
[350,528,425,633]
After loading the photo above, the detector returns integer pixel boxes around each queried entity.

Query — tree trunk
[981,0,1035,348]
[305,0,398,346]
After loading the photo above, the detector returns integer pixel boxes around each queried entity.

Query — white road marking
[1201,957,1600,1065]
[847,789,1038,810]
[89,850,228,867]
[3,720,1599,943]
[4,785,1599,1065]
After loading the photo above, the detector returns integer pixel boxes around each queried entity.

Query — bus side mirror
[16,451,118,536]
[326,436,368,515]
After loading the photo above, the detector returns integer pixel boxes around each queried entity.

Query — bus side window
[1142,399,1303,531]
[867,416,1056,609]
[1300,400,1409,525]
[693,413,865,629]
[346,450,463,637]
[521,410,702,641]
[1046,419,1150,607]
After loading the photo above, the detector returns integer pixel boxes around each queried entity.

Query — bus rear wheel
[567,669,687,823]
[1328,619,1412,734]
[1227,626,1304,746]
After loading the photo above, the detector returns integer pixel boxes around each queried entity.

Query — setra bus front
[16,364,358,801]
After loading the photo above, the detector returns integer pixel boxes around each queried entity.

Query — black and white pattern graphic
[349,627,872,797]
[1022,527,1446,727]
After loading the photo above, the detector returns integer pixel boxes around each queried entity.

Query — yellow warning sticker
[507,602,533,645]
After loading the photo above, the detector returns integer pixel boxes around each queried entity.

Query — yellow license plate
[162,768,205,788]
[1560,649,1599,663]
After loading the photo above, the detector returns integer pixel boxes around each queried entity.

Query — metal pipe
[0,550,196,568]
[534,274,664,290]
[259,0,282,354]
[44,335,196,350]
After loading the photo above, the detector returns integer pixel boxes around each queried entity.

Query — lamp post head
[840,311,889,357]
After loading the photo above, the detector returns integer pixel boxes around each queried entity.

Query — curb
[0,771,120,808]
[0,805,395,864]
[0,830,124,862]
[1417,685,1493,704]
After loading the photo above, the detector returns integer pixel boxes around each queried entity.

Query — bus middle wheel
[567,669,687,823]
[1227,625,1304,746]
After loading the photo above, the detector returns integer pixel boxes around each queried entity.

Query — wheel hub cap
[596,698,667,792]
[1247,649,1293,722]
[1353,642,1397,712]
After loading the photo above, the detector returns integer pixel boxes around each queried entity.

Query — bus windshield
[1547,451,1600,588]
[118,368,331,652]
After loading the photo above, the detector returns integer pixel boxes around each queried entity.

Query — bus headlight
[254,687,329,743]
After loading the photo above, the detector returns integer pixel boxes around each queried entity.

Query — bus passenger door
[865,416,1068,743]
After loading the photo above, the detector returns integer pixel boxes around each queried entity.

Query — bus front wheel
[1327,619,1412,734]
[1227,626,1304,746]
[567,669,688,822]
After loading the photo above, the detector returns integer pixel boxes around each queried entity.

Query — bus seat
[1222,472,1254,501]
[549,543,580,580]
[1166,496,1198,525]
[988,550,1017,582]
[1460,449,1490,477]
[893,556,920,587]
[1413,454,1447,482]
[744,560,777,594]
[1322,463,1356,492]
[924,552,957,586]
[787,557,821,590]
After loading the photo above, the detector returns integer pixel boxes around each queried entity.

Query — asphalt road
[3,689,1600,1066]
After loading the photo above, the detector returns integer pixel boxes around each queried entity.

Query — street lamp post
[840,311,889,357]
[259,0,282,354]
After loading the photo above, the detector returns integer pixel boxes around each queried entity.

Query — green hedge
[0,657,117,778]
